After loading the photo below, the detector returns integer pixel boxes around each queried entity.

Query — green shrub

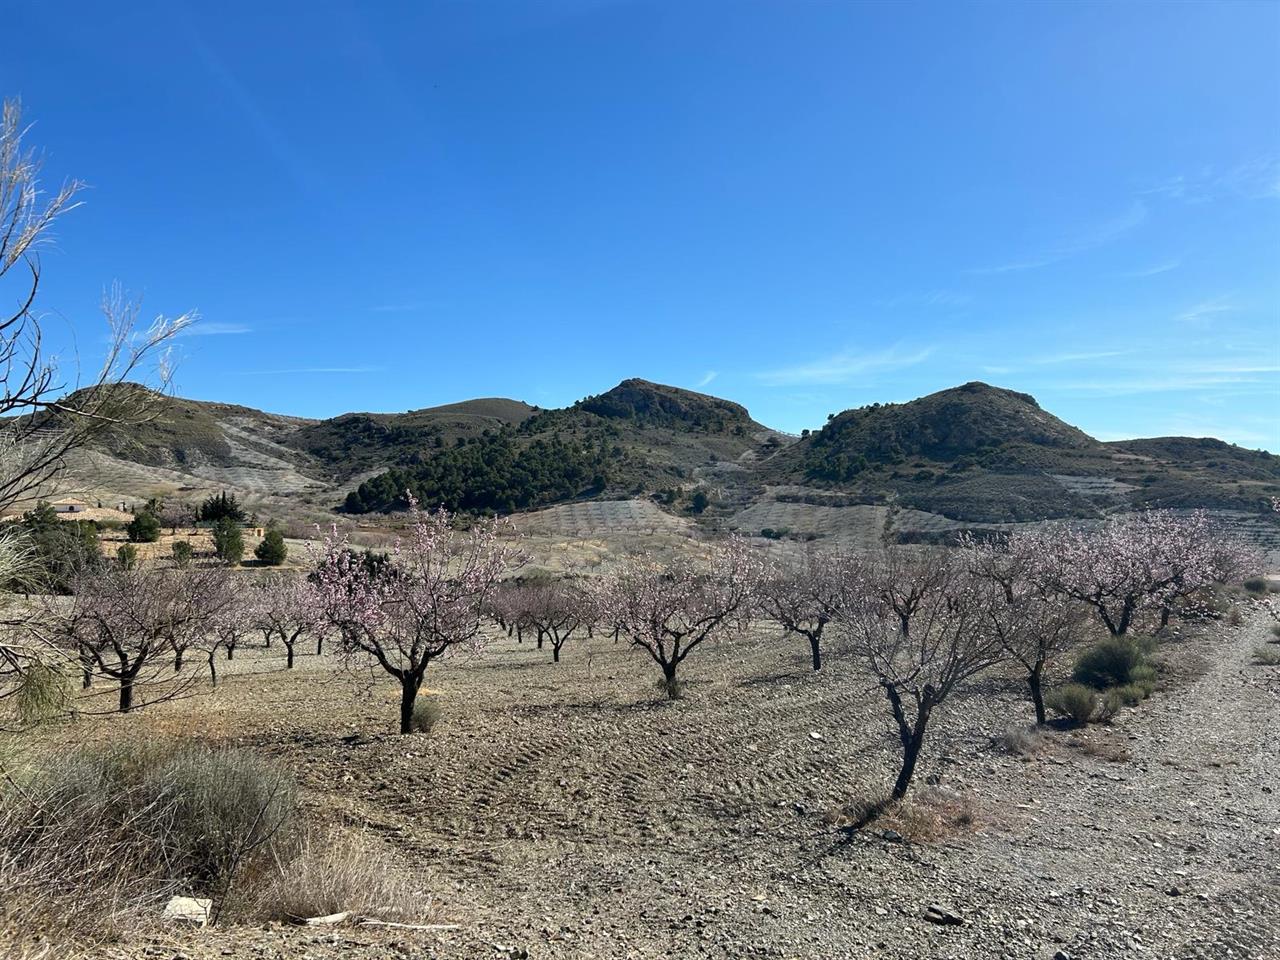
[1243,577,1268,594]
[1095,690,1123,722]
[254,527,287,566]
[1112,683,1150,707]
[1046,683,1099,725]
[1072,637,1150,690]
[125,511,161,543]
[116,544,138,570]
[212,517,244,566]
[172,540,194,568]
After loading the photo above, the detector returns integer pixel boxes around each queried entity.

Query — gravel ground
[20,611,1280,960]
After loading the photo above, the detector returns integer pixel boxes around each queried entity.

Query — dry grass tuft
[251,829,432,924]
[996,724,1046,759]
[829,787,979,844]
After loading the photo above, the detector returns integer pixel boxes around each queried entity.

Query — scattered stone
[922,904,963,926]
[162,896,211,926]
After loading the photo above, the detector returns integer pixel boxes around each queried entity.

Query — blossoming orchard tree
[759,549,854,671]
[55,564,231,712]
[838,548,1005,799]
[252,575,324,669]
[1012,510,1256,636]
[961,534,1089,725]
[594,538,763,699]
[313,500,519,734]
[519,577,595,663]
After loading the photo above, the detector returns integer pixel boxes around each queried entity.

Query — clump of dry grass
[827,787,979,843]
[996,724,1045,759]
[1253,645,1280,666]
[251,829,432,923]
[0,737,298,949]
[1068,734,1133,763]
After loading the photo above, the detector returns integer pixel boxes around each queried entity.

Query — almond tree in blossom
[312,501,517,734]
[838,548,1005,799]
[758,549,854,671]
[56,564,231,712]
[253,575,324,669]
[520,577,594,663]
[962,534,1089,725]
[1012,510,1256,636]
[594,538,763,699]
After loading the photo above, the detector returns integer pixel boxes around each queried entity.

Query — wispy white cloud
[1146,159,1280,204]
[695,370,718,388]
[234,365,383,375]
[178,321,251,337]
[757,345,933,387]
[1120,258,1181,278]
[1176,296,1235,327]
[969,200,1148,275]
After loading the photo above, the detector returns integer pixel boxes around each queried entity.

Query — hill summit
[801,381,1093,480]
[574,379,757,432]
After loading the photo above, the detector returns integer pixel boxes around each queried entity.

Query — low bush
[1046,683,1100,725]
[172,540,194,567]
[830,787,977,843]
[0,738,299,945]
[1243,577,1268,594]
[1071,636,1152,690]
[116,543,139,570]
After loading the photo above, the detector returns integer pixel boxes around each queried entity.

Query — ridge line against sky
[3,0,1277,449]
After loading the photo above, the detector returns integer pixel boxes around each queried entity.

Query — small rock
[162,896,211,926]
[922,903,963,926]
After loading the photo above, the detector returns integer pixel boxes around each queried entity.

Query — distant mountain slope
[285,397,537,478]
[768,382,1280,523]
[340,380,774,514]
[54,378,1280,533]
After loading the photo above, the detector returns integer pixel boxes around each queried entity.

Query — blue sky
[4,1,1278,448]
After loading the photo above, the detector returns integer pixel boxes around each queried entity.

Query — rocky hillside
[49,380,1280,550]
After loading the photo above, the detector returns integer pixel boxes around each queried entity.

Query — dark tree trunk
[808,632,822,672]
[536,629,545,650]
[119,675,134,713]
[884,683,933,800]
[552,644,561,663]
[82,668,92,689]
[227,645,234,660]
[208,652,218,687]
[516,625,523,644]
[285,644,295,669]
[316,636,324,656]
[661,660,679,700]
[1028,662,1046,726]
[174,650,184,672]
[398,673,424,735]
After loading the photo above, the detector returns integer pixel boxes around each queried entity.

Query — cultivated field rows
[37,612,1280,960]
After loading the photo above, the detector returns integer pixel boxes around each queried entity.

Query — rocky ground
[20,611,1280,960]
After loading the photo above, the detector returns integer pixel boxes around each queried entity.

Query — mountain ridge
[51,378,1280,530]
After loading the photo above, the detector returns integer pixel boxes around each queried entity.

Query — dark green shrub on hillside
[199,491,246,523]
[116,544,138,570]
[171,540,194,568]
[254,528,288,566]
[1071,636,1152,690]
[18,502,100,592]
[126,511,161,543]
[212,517,244,566]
